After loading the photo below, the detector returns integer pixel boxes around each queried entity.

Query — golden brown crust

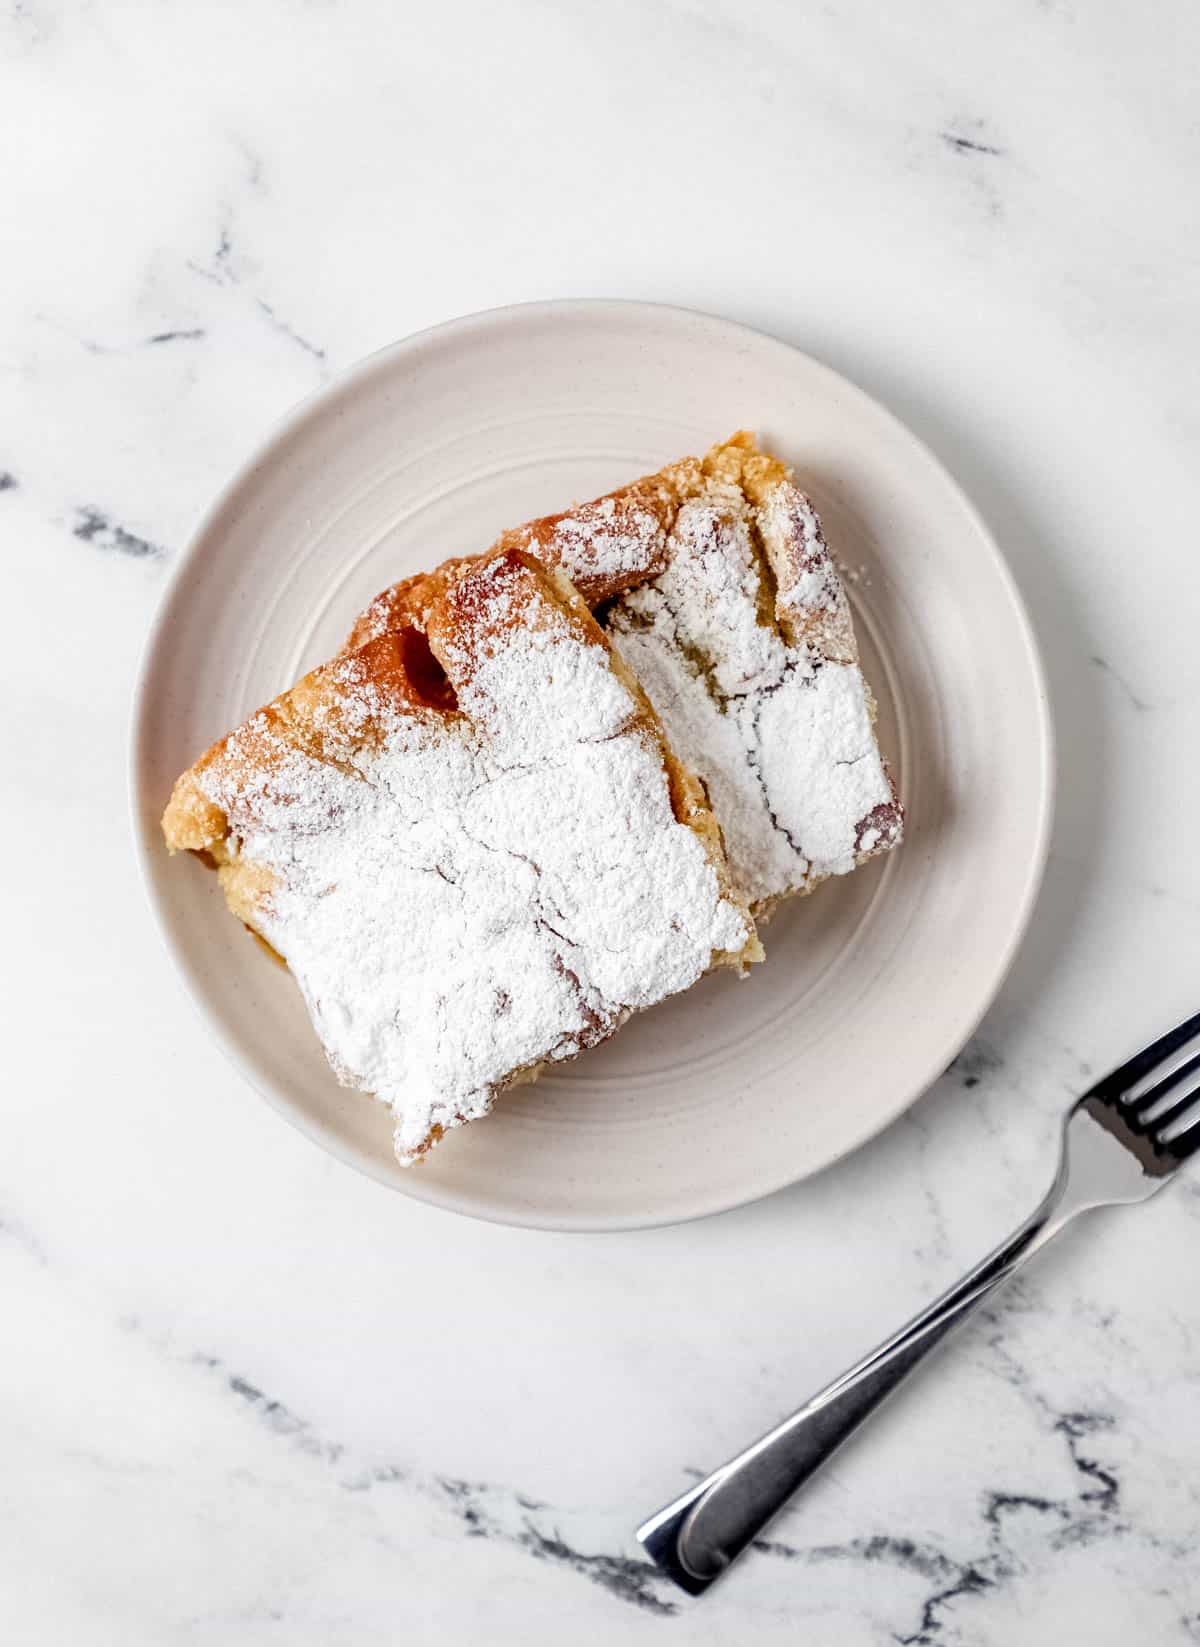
[491,468,695,601]
[344,560,475,652]
[162,769,228,853]
[162,627,450,858]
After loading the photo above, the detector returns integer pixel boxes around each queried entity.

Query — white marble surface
[4,1,1200,1640]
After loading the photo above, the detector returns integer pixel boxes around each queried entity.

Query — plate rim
[128,298,1056,1232]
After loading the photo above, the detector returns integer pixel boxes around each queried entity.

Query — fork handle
[637,1175,1071,1595]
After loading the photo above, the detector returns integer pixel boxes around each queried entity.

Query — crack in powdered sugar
[200,571,748,1160]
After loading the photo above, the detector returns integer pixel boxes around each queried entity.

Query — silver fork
[637,1011,1200,1597]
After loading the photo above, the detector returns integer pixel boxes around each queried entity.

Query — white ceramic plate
[131,301,1053,1231]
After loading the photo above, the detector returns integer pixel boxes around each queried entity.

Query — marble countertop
[5,2,1200,1641]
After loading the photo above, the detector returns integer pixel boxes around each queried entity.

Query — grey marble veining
[3,0,1200,1641]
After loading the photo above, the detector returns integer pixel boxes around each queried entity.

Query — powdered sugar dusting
[497,491,672,606]
[752,665,893,873]
[200,570,748,1162]
[532,494,667,597]
[626,490,790,696]
[756,482,845,618]
[607,486,899,907]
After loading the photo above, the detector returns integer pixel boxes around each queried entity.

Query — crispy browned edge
[162,617,449,938]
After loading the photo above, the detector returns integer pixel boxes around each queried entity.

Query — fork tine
[1090,1010,1200,1109]
[1160,1113,1200,1159]
[1156,1093,1200,1145]
[1125,1040,1200,1110]
[1140,1077,1200,1132]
